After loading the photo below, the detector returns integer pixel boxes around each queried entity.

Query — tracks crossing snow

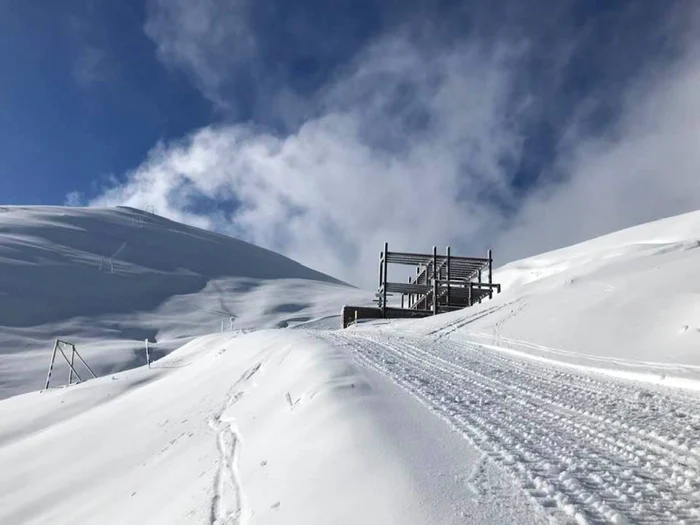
[208,363,261,525]
[319,330,700,524]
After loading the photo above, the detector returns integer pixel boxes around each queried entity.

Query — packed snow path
[319,329,700,524]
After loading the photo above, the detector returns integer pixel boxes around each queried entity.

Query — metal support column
[432,246,437,315]
[488,248,493,299]
[446,246,451,309]
[68,346,76,385]
[382,242,389,316]
[478,269,482,304]
[44,340,59,390]
[56,343,83,384]
[72,347,97,379]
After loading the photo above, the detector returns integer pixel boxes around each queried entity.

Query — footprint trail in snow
[208,363,261,525]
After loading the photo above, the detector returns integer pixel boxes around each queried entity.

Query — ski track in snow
[208,363,261,525]
[319,330,700,524]
[428,301,518,339]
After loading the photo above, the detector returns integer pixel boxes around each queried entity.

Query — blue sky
[0,1,212,204]
[2,0,700,284]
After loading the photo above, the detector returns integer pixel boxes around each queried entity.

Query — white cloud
[92,38,522,285]
[91,3,700,288]
[498,36,700,261]
[67,10,115,90]
[144,0,256,107]
[64,191,83,207]
[145,0,257,106]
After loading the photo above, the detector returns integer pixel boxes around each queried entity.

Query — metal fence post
[68,344,76,385]
[71,346,97,379]
[44,340,59,390]
[56,343,83,383]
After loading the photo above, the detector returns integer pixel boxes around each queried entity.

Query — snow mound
[0,206,370,399]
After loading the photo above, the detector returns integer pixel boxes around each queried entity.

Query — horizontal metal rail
[386,251,489,266]
[435,280,501,289]
[411,265,485,288]
[385,282,433,294]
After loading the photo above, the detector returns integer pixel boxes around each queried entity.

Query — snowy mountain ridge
[0,205,370,399]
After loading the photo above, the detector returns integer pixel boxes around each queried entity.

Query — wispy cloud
[499,12,700,261]
[144,0,256,109]
[66,7,116,91]
[90,1,700,287]
[92,35,524,283]
[64,191,83,207]
[72,45,110,89]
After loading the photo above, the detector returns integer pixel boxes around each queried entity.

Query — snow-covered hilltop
[416,209,700,382]
[1,207,699,525]
[0,206,369,399]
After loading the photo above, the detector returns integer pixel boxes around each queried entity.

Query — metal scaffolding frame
[342,243,502,327]
[44,339,98,390]
[377,243,500,316]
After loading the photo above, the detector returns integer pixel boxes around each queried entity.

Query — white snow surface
[0,205,370,399]
[2,207,700,524]
[0,330,548,525]
[393,209,700,389]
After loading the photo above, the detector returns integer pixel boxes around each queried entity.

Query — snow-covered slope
[2,209,700,524]
[396,209,700,386]
[0,329,548,525]
[0,206,370,399]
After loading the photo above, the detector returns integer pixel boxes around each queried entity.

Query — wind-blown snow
[0,205,369,399]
